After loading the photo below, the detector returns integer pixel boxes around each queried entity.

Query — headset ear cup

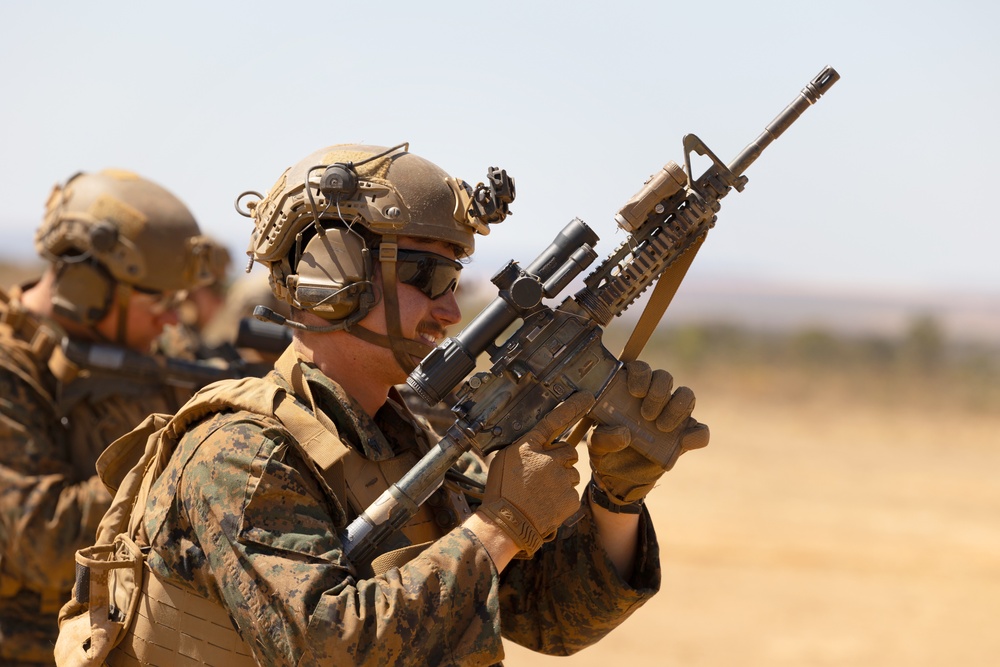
[290,228,372,320]
[51,261,116,325]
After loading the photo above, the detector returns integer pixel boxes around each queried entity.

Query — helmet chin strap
[112,282,132,346]
[253,303,435,368]
[375,236,431,375]
[344,324,433,374]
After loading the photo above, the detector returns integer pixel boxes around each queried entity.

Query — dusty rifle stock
[59,320,289,390]
[60,339,245,388]
[341,66,840,563]
[236,316,293,356]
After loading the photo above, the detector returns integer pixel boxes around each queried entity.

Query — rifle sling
[567,233,706,447]
[620,232,705,363]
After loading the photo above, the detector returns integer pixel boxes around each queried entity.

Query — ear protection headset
[286,225,374,323]
[282,146,405,325]
[47,220,121,326]
[50,256,118,325]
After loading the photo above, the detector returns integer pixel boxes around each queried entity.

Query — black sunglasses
[395,249,462,300]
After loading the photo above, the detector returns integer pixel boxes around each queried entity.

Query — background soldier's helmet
[198,235,233,289]
[35,169,213,325]
[177,235,233,329]
[242,143,495,324]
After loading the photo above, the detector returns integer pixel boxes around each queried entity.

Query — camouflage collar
[274,349,418,462]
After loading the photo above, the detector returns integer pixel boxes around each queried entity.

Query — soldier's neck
[291,336,390,418]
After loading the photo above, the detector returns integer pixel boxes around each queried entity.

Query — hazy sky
[2,0,998,298]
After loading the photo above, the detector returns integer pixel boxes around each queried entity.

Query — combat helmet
[35,169,213,330]
[238,142,513,372]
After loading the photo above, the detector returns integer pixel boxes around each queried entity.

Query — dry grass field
[504,360,1000,666]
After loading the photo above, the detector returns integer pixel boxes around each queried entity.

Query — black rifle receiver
[341,67,841,563]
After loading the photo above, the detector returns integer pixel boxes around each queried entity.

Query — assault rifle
[60,339,245,388]
[341,67,841,562]
[59,319,289,390]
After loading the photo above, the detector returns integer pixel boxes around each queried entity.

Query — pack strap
[370,542,432,577]
[0,285,77,384]
[273,346,350,518]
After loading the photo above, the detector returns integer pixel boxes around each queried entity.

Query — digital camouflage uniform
[138,348,661,666]
[0,286,193,666]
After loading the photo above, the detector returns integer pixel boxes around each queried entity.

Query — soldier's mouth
[416,324,446,347]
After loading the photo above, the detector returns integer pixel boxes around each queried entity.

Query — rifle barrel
[729,66,840,177]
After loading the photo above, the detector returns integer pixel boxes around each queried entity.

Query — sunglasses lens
[396,251,461,300]
[133,287,185,315]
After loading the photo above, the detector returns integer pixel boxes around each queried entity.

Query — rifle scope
[407,217,599,405]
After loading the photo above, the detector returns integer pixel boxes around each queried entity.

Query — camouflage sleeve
[145,416,506,667]
[496,501,661,655]
[0,368,112,591]
[446,441,661,655]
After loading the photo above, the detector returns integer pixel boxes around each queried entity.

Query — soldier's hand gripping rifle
[341,66,840,563]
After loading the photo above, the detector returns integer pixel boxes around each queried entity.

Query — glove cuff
[478,499,544,557]
[587,477,644,515]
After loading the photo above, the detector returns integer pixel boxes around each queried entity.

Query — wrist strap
[588,478,644,515]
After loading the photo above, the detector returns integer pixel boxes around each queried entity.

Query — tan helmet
[194,234,233,288]
[238,142,513,371]
[241,143,509,320]
[35,169,212,326]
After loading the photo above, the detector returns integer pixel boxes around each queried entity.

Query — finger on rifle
[679,418,710,452]
[547,440,582,471]
[642,368,674,421]
[524,392,595,448]
[657,386,695,432]
[589,424,631,455]
[624,360,652,398]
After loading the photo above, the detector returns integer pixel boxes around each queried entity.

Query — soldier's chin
[408,336,439,364]
[405,353,426,374]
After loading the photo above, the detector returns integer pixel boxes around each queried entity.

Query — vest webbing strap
[106,565,257,667]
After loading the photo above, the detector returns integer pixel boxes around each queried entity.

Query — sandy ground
[503,378,1000,666]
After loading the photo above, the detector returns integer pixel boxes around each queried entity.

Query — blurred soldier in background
[199,268,283,352]
[57,144,708,666]
[0,169,214,666]
[154,235,233,361]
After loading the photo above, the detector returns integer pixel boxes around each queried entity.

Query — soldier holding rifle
[56,144,705,666]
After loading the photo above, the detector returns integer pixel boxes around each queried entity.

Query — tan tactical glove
[479,392,595,557]
[588,361,709,509]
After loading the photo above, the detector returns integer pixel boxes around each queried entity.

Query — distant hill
[461,270,1000,345]
[6,256,996,346]
[661,277,1000,345]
